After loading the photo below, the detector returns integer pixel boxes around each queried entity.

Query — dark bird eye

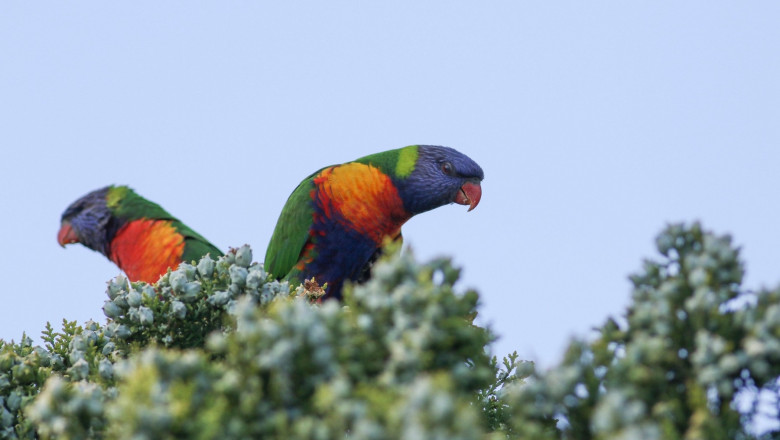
[441,162,454,176]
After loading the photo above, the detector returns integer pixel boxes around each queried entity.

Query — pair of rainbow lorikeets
[58,145,484,299]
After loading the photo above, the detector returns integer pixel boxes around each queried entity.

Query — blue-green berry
[235,245,252,267]
[127,289,142,307]
[197,255,216,278]
[171,301,187,319]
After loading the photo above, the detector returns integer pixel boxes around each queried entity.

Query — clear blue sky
[1,2,779,368]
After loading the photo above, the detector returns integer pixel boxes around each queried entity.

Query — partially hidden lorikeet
[58,185,222,283]
[264,145,484,299]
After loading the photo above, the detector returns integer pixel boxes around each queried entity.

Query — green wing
[177,221,223,262]
[109,186,222,262]
[264,172,319,280]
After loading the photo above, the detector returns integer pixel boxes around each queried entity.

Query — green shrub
[2,223,779,439]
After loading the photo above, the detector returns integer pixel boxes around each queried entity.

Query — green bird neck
[354,145,419,180]
[107,186,175,222]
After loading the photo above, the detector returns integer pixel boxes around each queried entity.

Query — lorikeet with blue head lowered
[264,145,484,299]
[58,185,222,283]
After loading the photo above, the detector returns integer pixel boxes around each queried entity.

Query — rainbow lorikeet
[58,185,222,283]
[264,145,484,299]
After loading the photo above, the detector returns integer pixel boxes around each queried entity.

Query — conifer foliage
[1,223,780,438]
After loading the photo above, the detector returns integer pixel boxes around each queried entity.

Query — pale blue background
[1,2,779,370]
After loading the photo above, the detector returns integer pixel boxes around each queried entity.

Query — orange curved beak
[57,222,79,247]
[454,181,482,212]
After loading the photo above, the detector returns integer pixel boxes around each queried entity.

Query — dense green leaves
[502,222,780,439]
[2,246,521,439]
[2,223,780,438]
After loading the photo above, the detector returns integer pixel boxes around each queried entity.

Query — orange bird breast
[313,163,410,245]
[109,219,185,283]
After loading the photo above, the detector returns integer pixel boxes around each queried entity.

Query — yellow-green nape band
[106,185,129,208]
[395,145,418,178]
